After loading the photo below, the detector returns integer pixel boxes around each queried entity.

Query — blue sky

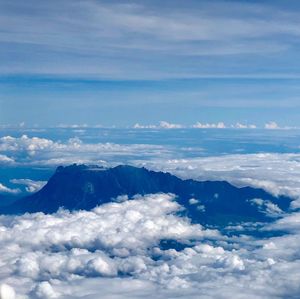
[1,0,300,127]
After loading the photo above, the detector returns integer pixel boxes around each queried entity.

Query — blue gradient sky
[1,0,300,127]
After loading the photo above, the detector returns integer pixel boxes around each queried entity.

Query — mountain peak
[2,164,291,227]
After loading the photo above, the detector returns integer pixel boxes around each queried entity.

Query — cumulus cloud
[0,193,224,298]
[233,123,257,129]
[133,122,298,130]
[0,135,169,166]
[192,122,226,129]
[0,284,15,299]
[158,121,183,129]
[188,198,199,205]
[136,153,300,207]
[265,121,279,129]
[34,282,58,299]
[1,193,300,298]
[133,121,183,129]
[191,121,258,129]
[2,132,300,298]
[133,123,158,129]
[133,122,299,130]
[0,155,14,165]
[266,211,300,233]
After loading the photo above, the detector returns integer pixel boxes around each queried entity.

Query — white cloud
[133,123,157,129]
[1,0,300,81]
[249,198,283,217]
[2,191,300,297]
[188,198,199,205]
[0,176,299,298]
[234,122,248,129]
[0,284,15,299]
[265,121,279,129]
[0,155,14,165]
[266,211,300,232]
[192,122,226,129]
[0,183,20,195]
[0,193,224,298]
[3,135,300,208]
[57,124,89,129]
[134,122,285,130]
[0,135,170,166]
[158,121,183,129]
[136,153,300,207]
[233,123,257,129]
[133,121,184,129]
[34,282,59,299]
[9,179,47,193]
[2,133,300,297]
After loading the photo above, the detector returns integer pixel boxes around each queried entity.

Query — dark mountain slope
[1,164,291,226]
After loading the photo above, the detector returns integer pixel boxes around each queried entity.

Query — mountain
[1,164,291,226]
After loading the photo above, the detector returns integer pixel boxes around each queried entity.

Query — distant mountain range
[0,164,291,227]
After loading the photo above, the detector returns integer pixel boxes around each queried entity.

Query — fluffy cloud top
[1,131,300,297]
[265,121,279,129]
[0,194,220,298]
[133,121,183,129]
[192,122,226,129]
[136,153,300,208]
[134,122,273,130]
[0,192,300,298]
[3,135,300,207]
[0,135,168,166]
[0,284,15,299]
[0,155,14,164]
[133,121,257,129]
[233,123,257,129]
[158,121,183,129]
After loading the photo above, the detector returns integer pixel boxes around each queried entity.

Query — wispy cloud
[10,179,46,193]
[0,183,20,195]
[1,0,300,79]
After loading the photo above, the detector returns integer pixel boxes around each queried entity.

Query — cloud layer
[1,193,300,298]
[0,135,169,167]
[1,131,300,297]
[138,153,300,208]
[2,134,300,206]
[1,0,300,80]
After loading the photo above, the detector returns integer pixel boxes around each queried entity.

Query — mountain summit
[1,164,291,226]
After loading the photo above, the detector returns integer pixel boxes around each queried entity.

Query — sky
[1,0,300,127]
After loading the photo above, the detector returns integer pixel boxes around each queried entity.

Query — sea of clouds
[1,135,300,204]
[1,134,300,298]
[0,193,300,298]
[0,135,169,167]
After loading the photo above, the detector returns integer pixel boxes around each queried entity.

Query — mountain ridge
[1,164,292,226]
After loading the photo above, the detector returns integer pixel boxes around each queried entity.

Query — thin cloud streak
[1,0,300,79]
